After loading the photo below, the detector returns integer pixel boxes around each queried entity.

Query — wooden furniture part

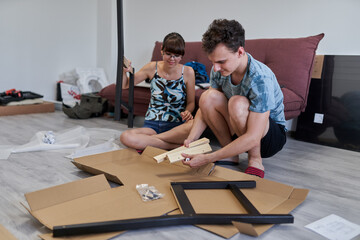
[154,138,211,163]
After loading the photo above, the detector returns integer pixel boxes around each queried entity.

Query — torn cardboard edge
[24,146,309,239]
[0,224,17,240]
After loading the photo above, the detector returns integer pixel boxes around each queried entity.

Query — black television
[293,55,360,152]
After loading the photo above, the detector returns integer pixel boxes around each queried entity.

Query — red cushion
[245,34,324,117]
[99,83,116,106]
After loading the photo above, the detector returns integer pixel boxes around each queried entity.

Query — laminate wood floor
[0,111,359,240]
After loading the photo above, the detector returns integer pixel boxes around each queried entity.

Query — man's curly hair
[202,19,245,54]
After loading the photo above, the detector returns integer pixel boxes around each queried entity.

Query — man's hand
[180,110,193,122]
[181,153,210,168]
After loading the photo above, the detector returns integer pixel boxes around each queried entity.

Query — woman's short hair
[161,32,185,56]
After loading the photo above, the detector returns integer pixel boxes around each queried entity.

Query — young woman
[120,32,195,150]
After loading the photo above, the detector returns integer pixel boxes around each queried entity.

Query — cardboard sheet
[0,224,17,240]
[0,101,54,116]
[24,146,308,239]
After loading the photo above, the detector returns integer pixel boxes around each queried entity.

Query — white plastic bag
[136,184,164,202]
[60,82,81,107]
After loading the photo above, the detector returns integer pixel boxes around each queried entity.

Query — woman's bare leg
[154,120,193,145]
[120,121,193,150]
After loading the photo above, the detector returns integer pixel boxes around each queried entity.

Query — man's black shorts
[260,118,287,158]
[231,118,286,158]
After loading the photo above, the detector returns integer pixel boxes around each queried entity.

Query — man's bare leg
[199,89,239,162]
[228,95,269,171]
[199,89,233,145]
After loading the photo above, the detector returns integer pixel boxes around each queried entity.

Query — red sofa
[100,33,324,124]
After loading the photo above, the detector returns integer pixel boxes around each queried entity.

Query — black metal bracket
[117,70,134,128]
[52,181,293,237]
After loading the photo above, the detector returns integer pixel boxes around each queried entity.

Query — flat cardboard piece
[311,55,324,79]
[0,224,17,240]
[0,101,55,116]
[25,146,308,239]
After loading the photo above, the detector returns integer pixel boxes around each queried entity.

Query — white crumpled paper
[0,126,122,160]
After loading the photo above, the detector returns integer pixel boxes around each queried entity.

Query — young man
[181,19,287,178]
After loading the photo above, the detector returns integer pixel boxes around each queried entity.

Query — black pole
[114,0,124,121]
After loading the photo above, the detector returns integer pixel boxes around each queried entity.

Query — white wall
[123,0,360,71]
[97,0,118,85]
[1,0,360,102]
[122,0,360,131]
[0,0,98,101]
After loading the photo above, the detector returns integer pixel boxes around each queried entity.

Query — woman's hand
[180,110,193,122]
[123,59,133,73]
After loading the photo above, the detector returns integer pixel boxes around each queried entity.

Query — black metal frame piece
[114,0,135,128]
[114,0,123,122]
[52,181,294,237]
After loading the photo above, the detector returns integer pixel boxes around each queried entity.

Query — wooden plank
[166,143,212,163]
[153,138,210,163]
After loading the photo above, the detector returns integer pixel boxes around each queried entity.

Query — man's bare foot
[248,158,264,171]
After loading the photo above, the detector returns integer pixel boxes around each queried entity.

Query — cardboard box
[24,147,308,239]
[0,101,55,116]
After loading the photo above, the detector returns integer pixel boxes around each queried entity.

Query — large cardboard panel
[25,175,176,228]
[0,101,55,116]
[72,147,218,187]
[25,174,111,213]
[25,175,178,240]
[26,146,308,239]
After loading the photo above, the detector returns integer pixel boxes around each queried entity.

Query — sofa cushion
[245,34,324,118]
[99,83,116,106]
[99,84,151,106]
